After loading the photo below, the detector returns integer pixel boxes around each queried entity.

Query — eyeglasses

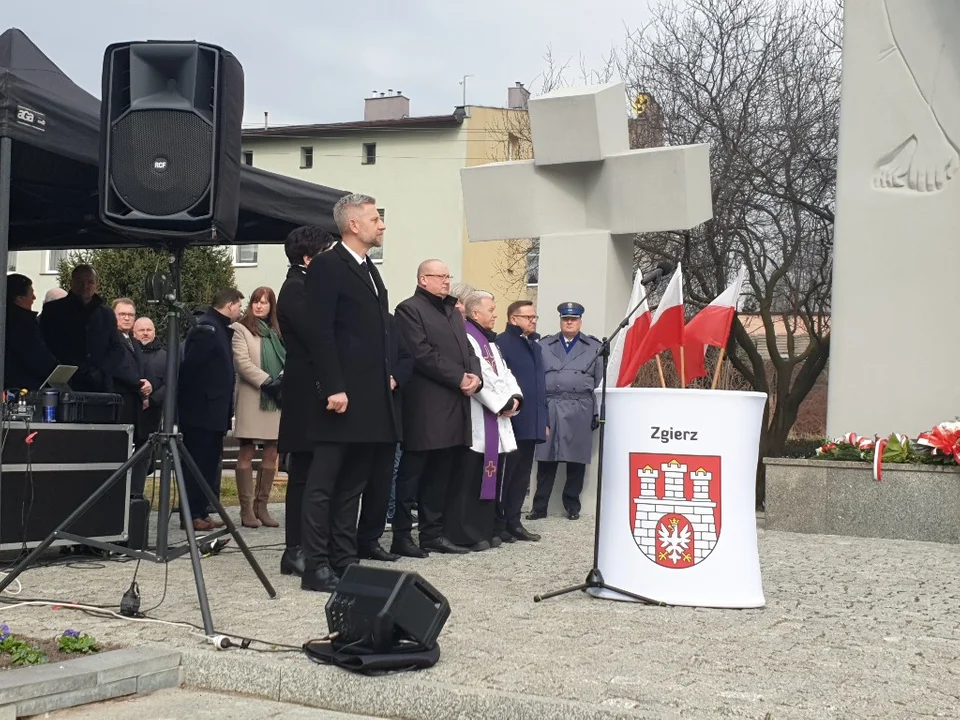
[424,274,453,280]
[512,314,539,320]
[116,312,135,318]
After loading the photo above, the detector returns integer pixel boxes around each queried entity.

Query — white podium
[587,388,767,608]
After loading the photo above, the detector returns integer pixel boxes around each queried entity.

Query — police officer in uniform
[527,302,602,521]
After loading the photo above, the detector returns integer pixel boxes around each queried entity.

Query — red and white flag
[623,262,684,376]
[683,264,746,385]
[608,267,653,387]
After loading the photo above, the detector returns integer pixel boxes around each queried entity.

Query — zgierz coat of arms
[629,453,722,569]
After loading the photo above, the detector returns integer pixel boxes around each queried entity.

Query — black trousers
[179,424,225,520]
[445,449,496,546]
[285,451,312,548]
[356,444,402,550]
[392,446,464,545]
[302,441,394,571]
[496,440,536,532]
[533,461,586,515]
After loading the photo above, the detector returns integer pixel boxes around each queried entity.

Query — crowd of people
[2,192,603,593]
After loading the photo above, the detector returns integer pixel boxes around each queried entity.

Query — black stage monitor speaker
[99,40,244,242]
[325,566,450,654]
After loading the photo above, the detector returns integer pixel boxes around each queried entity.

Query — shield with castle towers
[629,453,722,569]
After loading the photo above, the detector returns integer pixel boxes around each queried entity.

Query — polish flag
[683,264,746,384]
[608,267,653,387]
[623,263,684,376]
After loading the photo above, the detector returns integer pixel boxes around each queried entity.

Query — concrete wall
[828,0,960,436]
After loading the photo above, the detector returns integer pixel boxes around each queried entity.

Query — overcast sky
[6,0,650,126]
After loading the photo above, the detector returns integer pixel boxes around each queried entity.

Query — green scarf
[258,320,286,411]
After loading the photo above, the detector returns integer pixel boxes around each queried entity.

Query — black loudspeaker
[325,566,450,653]
[99,40,244,241]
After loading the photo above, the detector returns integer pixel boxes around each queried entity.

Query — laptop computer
[39,365,78,392]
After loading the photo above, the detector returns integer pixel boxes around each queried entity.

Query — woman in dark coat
[275,226,337,576]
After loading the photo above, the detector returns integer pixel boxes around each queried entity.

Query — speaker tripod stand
[0,246,276,634]
[534,279,668,606]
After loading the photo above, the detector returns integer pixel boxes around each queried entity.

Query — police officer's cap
[558,302,585,318]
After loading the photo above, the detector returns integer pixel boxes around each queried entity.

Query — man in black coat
[356,313,414,561]
[40,264,126,393]
[177,289,244,531]
[133,316,167,435]
[495,300,547,542]
[392,260,482,557]
[301,193,398,592]
[3,274,57,391]
[110,298,153,496]
[275,225,337,577]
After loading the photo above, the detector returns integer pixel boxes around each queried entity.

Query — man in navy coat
[495,300,547,542]
[177,288,244,531]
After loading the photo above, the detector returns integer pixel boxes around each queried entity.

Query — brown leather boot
[236,467,260,528]
[254,466,280,527]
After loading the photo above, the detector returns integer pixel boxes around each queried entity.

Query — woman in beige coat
[231,286,285,528]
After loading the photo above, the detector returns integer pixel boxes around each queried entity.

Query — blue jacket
[496,324,547,443]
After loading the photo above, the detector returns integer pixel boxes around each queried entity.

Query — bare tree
[618,0,841,505]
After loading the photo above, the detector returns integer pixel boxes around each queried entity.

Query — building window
[508,133,520,161]
[368,208,385,263]
[300,146,313,169]
[44,249,70,275]
[362,143,377,165]
[234,245,259,266]
[525,246,539,286]
[6,251,15,272]
[242,151,254,166]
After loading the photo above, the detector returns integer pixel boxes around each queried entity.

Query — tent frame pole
[0,135,13,389]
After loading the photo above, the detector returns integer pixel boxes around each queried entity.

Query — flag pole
[655,354,666,388]
[711,348,726,390]
[680,346,686,388]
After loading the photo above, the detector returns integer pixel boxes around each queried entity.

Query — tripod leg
[168,444,216,636]
[534,582,588,602]
[0,440,154,593]
[175,437,277,599]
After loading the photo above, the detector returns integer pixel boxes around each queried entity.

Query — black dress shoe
[509,524,541,542]
[359,545,400,562]
[421,537,470,554]
[498,530,517,544]
[490,536,503,548]
[470,540,491,552]
[280,546,306,576]
[525,510,547,521]
[566,510,580,520]
[391,537,429,559]
[301,564,339,593]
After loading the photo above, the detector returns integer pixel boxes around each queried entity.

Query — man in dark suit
[392,260,482,557]
[302,193,398,592]
[356,312,414,561]
[276,225,338,577]
[110,298,153,496]
[3,274,57,391]
[495,300,547,542]
[40,264,126,393]
[177,288,244,532]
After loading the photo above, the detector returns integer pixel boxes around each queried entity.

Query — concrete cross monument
[829,0,960,436]
[460,82,713,514]
[460,82,713,341]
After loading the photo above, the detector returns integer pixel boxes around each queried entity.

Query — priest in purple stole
[446,291,523,551]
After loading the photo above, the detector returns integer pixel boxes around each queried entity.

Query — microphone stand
[534,276,667,605]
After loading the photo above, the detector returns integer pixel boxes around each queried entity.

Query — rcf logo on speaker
[629,453,722,569]
[153,157,169,173]
[16,106,46,132]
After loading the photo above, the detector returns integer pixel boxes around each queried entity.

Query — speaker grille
[109,109,213,216]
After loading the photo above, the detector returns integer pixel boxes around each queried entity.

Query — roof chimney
[508,81,530,110]
[365,91,411,121]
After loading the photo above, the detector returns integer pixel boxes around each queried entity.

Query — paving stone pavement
[37,687,385,719]
[1,504,958,719]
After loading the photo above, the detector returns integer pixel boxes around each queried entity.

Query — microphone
[640,261,675,286]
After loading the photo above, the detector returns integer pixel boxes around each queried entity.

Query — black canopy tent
[0,28,349,384]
